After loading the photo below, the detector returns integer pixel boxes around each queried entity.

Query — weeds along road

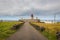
[6,21,48,40]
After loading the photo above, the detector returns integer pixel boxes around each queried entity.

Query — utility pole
[54,13,56,23]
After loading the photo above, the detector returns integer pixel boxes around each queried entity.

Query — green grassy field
[0,21,23,40]
[31,22,60,40]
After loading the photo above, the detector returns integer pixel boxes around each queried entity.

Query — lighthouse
[31,14,34,19]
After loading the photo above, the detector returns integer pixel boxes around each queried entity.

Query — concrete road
[6,21,48,40]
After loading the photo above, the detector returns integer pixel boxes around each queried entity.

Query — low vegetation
[30,22,60,40]
[0,21,24,40]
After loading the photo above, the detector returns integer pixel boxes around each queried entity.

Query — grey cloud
[0,0,60,16]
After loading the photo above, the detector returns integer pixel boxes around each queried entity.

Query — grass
[0,21,23,40]
[42,31,56,40]
[31,22,60,40]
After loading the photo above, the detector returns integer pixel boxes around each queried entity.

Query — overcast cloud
[0,0,60,16]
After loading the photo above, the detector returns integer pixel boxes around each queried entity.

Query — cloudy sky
[0,0,60,20]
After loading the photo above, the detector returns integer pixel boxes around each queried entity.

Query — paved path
[6,21,48,40]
